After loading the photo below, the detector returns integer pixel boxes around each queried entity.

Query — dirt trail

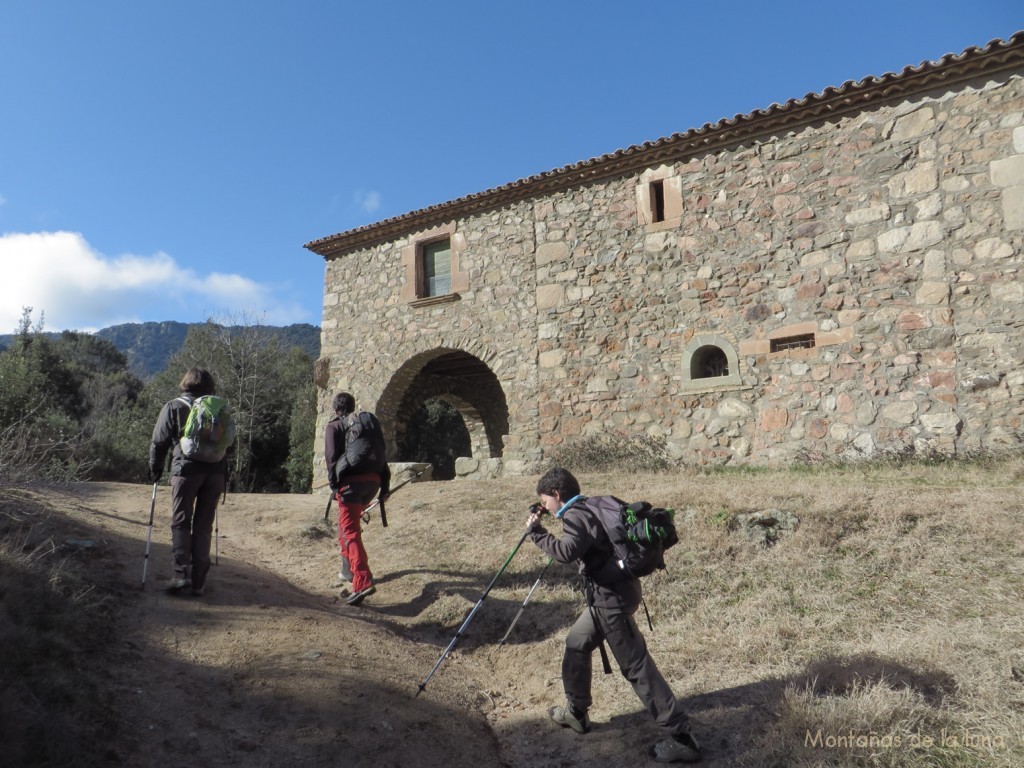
[54,480,686,768]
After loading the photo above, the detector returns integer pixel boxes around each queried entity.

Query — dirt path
[56,480,687,768]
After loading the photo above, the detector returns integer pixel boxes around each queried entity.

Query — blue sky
[1,2,1020,334]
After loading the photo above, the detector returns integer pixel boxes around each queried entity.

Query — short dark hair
[333,392,356,416]
[536,467,580,500]
[179,367,215,396]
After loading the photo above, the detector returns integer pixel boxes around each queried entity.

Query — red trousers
[337,495,373,592]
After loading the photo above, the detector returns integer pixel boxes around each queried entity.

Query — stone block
[536,283,564,309]
[991,282,1024,303]
[888,162,938,199]
[539,349,566,368]
[890,107,935,142]
[990,155,1024,188]
[974,237,1014,260]
[760,406,789,431]
[915,281,949,305]
[845,204,891,225]
[920,411,963,435]
[904,221,945,252]
[536,242,569,265]
[1000,185,1024,230]
[719,398,752,419]
[881,400,918,425]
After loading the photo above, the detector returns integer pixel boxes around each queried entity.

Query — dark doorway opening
[399,398,472,480]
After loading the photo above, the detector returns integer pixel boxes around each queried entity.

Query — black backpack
[335,411,387,478]
[582,496,679,581]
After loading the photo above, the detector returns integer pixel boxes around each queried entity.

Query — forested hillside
[0,312,317,493]
[0,321,320,379]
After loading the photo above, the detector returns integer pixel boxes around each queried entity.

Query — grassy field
[585,459,1024,766]
[2,456,1023,766]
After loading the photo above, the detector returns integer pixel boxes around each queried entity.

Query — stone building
[306,32,1024,485]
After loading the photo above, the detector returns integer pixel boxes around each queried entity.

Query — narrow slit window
[770,333,816,353]
[421,239,452,297]
[650,179,666,223]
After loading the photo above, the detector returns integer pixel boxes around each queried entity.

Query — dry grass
[413,458,1024,766]
[3,456,1023,766]
[0,487,120,768]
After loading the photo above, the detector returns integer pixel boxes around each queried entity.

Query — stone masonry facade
[307,35,1024,485]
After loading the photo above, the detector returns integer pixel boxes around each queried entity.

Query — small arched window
[681,334,743,392]
[691,345,730,379]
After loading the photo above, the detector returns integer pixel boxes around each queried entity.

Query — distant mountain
[0,321,321,379]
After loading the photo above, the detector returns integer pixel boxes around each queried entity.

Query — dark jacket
[529,499,642,610]
[150,392,228,478]
[325,411,391,493]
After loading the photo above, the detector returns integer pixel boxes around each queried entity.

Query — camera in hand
[529,502,545,515]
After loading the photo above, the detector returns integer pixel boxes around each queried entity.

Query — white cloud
[0,231,293,333]
[354,189,382,213]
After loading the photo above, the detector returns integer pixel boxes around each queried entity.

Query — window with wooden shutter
[422,239,452,297]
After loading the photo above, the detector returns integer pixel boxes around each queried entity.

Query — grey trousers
[170,472,224,589]
[562,600,690,736]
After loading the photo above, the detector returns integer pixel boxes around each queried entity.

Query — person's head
[535,467,580,514]
[333,392,356,417]
[179,367,215,397]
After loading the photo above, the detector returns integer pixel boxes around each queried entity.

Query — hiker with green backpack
[525,467,701,764]
[149,367,236,597]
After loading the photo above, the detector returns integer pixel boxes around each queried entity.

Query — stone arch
[681,333,743,392]
[375,347,509,464]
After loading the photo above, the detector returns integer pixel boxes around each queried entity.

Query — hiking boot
[345,584,375,606]
[191,586,205,597]
[548,704,590,734]
[166,578,191,594]
[648,732,701,763]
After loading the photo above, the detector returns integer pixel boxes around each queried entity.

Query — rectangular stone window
[401,223,468,305]
[649,179,666,223]
[770,333,816,353]
[421,238,452,297]
[636,166,682,229]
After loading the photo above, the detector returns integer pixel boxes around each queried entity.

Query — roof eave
[306,31,1024,260]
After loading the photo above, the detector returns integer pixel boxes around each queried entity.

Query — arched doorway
[399,397,472,480]
[376,348,510,479]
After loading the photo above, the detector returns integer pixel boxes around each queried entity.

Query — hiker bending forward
[325,392,390,606]
[149,367,229,597]
[526,467,701,764]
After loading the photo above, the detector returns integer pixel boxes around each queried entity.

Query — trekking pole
[323,489,337,523]
[416,526,534,697]
[214,506,219,565]
[498,556,554,645]
[141,482,157,588]
[362,467,427,524]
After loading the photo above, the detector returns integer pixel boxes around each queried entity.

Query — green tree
[400,398,471,480]
[283,348,315,493]
[151,316,315,492]
[0,309,90,482]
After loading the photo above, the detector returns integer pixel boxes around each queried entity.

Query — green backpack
[176,395,235,463]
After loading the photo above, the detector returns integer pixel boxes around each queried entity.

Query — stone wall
[534,76,1024,465]
[314,68,1024,485]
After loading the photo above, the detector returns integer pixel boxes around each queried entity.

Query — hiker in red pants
[324,392,390,606]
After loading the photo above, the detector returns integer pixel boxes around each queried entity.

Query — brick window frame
[400,222,469,305]
[636,165,683,230]
[737,322,854,359]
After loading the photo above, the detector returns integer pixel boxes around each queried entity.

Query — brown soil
[48,479,701,768]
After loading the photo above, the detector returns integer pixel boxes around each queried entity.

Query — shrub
[549,431,674,473]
